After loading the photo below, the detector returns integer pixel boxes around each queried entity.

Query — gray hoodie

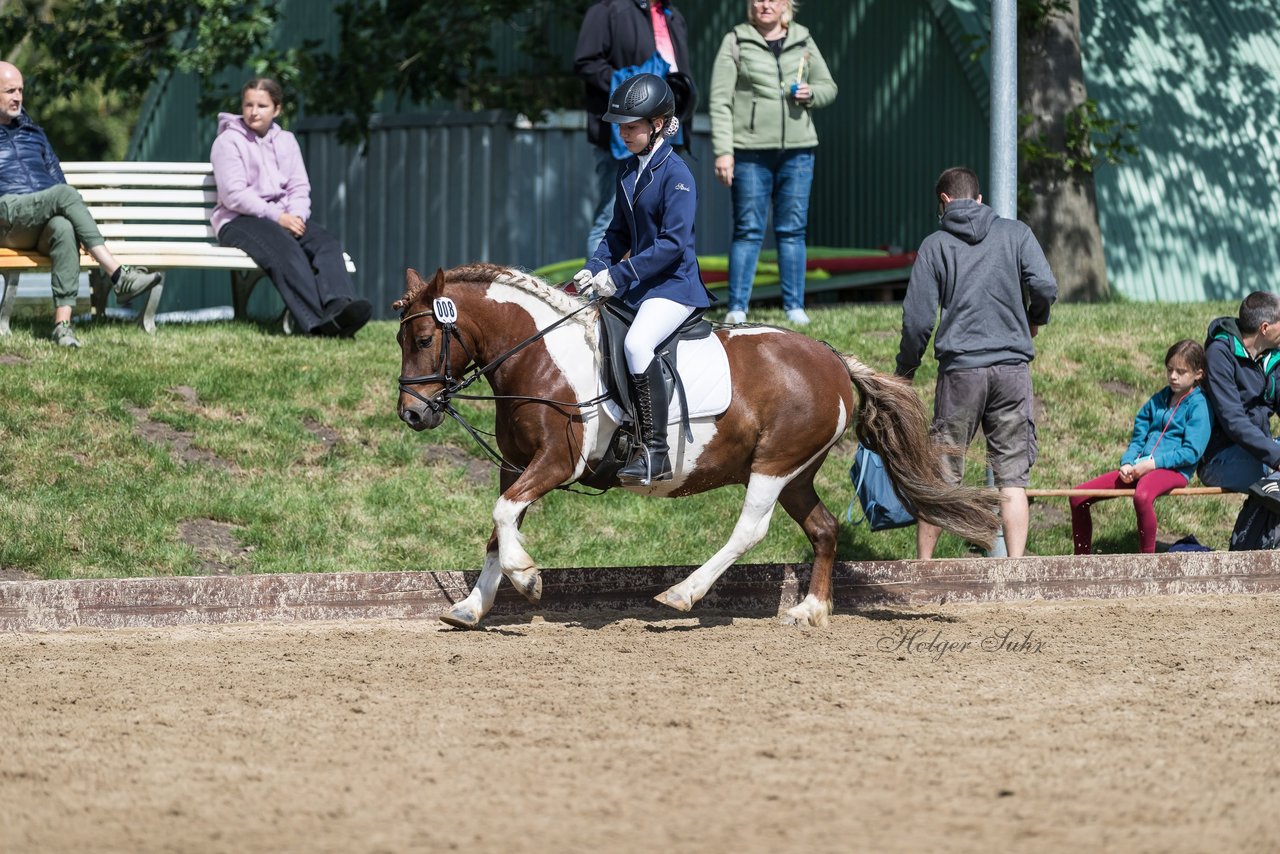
[896,199,1057,377]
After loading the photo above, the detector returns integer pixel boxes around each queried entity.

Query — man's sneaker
[50,321,81,348]
[724,310,747,324]
[785,307,811,326]
[1247,476,1280,515]
[113,265,163,301]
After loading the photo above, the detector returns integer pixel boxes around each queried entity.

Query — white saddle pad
[601,332,731,424]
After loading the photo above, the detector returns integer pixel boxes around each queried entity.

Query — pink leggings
[1069,469,1188,554]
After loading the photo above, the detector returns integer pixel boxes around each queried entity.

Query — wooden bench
[0,161,355,334]
[1027,487,1228,498]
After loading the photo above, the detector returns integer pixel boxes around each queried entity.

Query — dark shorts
[931,362,1038,488]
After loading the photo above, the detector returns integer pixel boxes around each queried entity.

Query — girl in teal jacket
[1070,340,1212,554]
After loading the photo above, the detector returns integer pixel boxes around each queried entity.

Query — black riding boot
[618,359,672,484]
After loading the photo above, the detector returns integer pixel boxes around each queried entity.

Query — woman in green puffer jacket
[708,0,838,326]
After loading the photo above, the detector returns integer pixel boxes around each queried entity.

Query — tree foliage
[1,0,285,157]
[1018,100,1137,186]
[0,0,590,152]
[1017,0,1071,38]
[1,0,282,104]
[295,0,589,143]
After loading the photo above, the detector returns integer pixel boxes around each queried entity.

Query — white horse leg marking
[494,496,541,602]
[440,549,504,629]
[785,593,831,629]
[655,473,790,612]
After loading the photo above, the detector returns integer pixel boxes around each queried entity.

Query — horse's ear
[427,267,447,295]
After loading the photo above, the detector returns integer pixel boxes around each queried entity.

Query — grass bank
[0,300,1244,580]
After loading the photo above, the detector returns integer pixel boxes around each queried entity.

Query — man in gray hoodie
[896,167,1058,559]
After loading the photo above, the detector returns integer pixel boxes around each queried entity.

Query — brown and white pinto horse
[395,264,1000,629]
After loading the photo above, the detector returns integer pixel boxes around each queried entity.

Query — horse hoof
[654,588,693,612]
[440,604,481,629]
[783,597,831,628]
[506,568,542,603]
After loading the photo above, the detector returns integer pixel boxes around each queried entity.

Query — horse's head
[394,267,473,431]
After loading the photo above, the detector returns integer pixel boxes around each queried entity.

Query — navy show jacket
[586,142,710,310]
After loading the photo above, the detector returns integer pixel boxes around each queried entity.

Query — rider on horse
[574,73,714,485]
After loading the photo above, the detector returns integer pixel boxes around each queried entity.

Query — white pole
[990,0,1018,219]
[986,0,1017,557]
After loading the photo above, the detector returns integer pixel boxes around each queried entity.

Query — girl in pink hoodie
[211,77,370,336]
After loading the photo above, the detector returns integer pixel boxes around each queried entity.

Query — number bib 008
[433,297,458,324]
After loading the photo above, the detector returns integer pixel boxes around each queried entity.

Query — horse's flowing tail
[842,354,1003,550]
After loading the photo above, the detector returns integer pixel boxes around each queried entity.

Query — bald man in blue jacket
[0,61,163,347]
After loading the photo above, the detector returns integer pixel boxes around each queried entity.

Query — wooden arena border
[4,551,1280,632]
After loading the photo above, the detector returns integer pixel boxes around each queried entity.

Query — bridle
[396,307,475,412]
[396,291,610,475]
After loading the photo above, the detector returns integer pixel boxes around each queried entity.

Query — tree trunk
[1017,0,1110,302]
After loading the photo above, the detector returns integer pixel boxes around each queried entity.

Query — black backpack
[1230,498,1280,550]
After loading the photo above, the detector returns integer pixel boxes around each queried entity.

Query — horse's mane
[396,263,595,332]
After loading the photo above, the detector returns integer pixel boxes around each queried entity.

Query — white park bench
[0,161,356,335]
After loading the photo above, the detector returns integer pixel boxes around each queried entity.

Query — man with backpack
[573,0,694,261]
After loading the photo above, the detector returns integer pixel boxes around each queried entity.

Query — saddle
[580,298,711,489]
[598,297,710,426]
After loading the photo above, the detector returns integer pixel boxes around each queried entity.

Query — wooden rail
[3,553,1280,632]
[1027,487,1228,498]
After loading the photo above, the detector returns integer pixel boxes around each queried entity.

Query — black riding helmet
[603,73,678,156]
[603,73,675,124]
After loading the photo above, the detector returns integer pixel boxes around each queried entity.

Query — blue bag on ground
[847,443,915,530]
[1168,534,1212,552]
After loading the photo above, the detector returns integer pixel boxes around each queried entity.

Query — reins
[397,287,611,478]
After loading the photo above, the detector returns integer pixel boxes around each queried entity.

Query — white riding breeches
[624,297,696,374]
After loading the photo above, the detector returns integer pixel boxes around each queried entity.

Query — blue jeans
[727,148,815,313]
[1198,442,1276,492]
[587,145,622,260]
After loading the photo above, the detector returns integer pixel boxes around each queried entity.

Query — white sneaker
[724,310,747,324]
[785,308,811,325]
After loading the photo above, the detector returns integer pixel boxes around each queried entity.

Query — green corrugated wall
[680,1,990,253]
[131,1,993,313]
[133,1,1280,306]
[131,0,345,161]
[1081,0,1280,301]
